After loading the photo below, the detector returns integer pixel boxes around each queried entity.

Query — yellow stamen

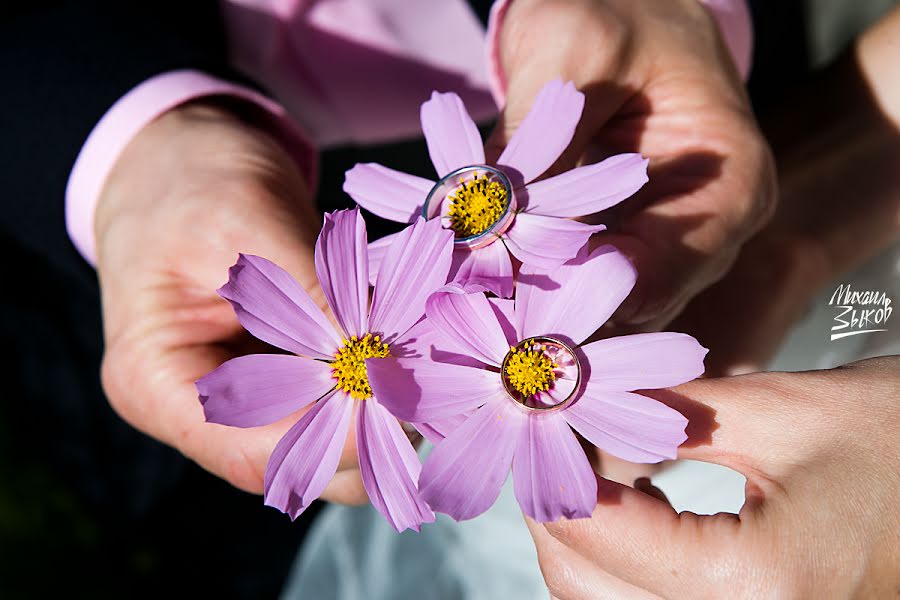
[331,333,390,400]
[447,174,508,237]
[503,340,557,399]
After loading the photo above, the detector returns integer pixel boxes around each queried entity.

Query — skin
[673,5,900,375]
[488,0,777,332]
[95,101,367,503]
[527,357,900,599]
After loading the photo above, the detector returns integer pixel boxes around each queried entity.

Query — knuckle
[506,0,630,76]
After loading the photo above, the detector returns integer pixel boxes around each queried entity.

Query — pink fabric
[221,0,496,147]
[65,69,316,265]
[485,0,753,107]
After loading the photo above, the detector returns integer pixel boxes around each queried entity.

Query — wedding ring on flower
[501,336,581,412]
[422,165,516,250]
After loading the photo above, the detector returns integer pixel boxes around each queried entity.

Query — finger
[608,123,775,327]
[485,71,632,173]
[669,233,828,377]
[544,477,741,598]
[321,467,369,506]
[526,516,661,600]
[103,339,361,496]
[484,1,635,170]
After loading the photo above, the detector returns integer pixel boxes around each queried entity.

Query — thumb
[544,477,742,599]
[541,372,811,597]
[485,72,632,179]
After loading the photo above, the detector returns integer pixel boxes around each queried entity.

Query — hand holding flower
[94,102,364,503]
[491,0,776,330]
[526,357,900,599]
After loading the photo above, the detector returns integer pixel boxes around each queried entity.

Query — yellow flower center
[331,333,390,400]
[447,174,509,238]
[503,340,558,399]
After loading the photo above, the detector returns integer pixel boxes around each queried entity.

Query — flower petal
[425,285,511,366]
[367,231,402,287]
[315,209,369,339]
[562,385,688,463]
[368,356,503,422]
[522,154,649,217]
[369,217,453,340]
[448,241,514,299]
[516,245,636,346]
[412,413,471,444]
[197,354,335,427]
[488,297,518,346]
[344,163,434,224]
[218,254,341,359]
[512,413,597,522]
[357,398,435,532]
[419,397,525,521]
[503,213,605,269]
[420,91,485,177]
[263,390,353,519]
[496,79,584,185]
[581,333,707,391]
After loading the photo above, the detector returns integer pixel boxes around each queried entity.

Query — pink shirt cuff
[485,0,753,107]
[65,69,317,266]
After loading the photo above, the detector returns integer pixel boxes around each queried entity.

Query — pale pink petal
[357,398,435,532]
[448,242,514,299]
[487,297,518,346]
[263,391,353,520]
[367,231,403,287]
[390,317,483,367]
[368,356,502,422]
[425,286,511,366]
[315,209,369,339]
[503,213,605,269]
[197,354,335,427]
[516,245,636,346]
[218,254,341,359]
[344,163,434,224]
[419,397,526,521]
[420,91,485,177]
[562,384,688,463]
[581,333,707,391]
[496,79,584,185]
[512,413,597,522]
[369,217,453,340]
[522,154,649,217]
[412,413,471,444]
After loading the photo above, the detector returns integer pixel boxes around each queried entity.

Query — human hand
[489,0,776,331]
[673,5,900,376]
[527,357,900,599]
[94,101,366,503]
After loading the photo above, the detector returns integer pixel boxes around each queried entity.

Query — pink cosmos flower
[196,209,454,532]
[367,245,707,522]
[344,79,650,298]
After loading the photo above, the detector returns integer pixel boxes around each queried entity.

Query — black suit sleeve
[0,0,249,280]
